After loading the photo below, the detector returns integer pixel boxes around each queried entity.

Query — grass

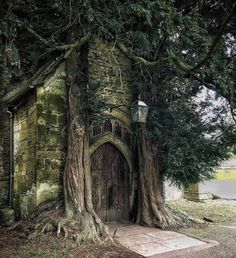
[168,199,236,223]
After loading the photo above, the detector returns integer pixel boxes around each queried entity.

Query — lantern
[130,95,149,123]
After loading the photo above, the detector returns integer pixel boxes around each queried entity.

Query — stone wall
[186,155,236,201]
[11,64,67,218]
[164,181,184,201]
[0,89,11,208]
[88,40,133,127]
[13,95,37,217]
[36,64,67,206]
[0,98,9,208]
[0,40,135,217]
[88,40,137,215]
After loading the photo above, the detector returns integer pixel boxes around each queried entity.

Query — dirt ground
[1,199,236,258]
[176,219,236,258]
[0,230,141,258]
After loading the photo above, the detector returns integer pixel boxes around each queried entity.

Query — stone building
[0,40,137,223]
[185,155,236,201]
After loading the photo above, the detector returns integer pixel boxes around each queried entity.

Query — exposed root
[5,201,111,245]
[29,209,110,244]
[137,201,200,230]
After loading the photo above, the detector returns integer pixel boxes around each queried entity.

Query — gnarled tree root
[6,201,111,245]
[30,210,111,244]
[137,203,202,230]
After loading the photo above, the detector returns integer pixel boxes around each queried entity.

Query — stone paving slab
[129,242,172,257]
[109,224,218,257]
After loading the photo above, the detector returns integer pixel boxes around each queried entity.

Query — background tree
[0,0,236,240]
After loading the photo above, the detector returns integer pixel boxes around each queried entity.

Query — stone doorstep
[121,236,208,257]
[109,225,219,258]
[109,225,160,237]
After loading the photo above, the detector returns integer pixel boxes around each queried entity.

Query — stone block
[0,208,15,226]
[185,191,212,201]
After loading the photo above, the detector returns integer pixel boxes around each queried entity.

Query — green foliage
[1,0,235,186]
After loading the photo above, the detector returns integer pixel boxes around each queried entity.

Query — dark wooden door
[91,143,130,222]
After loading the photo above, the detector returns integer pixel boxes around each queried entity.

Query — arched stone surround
[89,118,137,221]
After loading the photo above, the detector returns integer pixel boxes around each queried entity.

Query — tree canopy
[1,0,236,188]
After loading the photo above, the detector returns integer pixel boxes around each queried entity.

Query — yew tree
[1,0,236,241]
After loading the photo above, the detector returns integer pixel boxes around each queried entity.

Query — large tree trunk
[136,130,179,229]
[62,89,108,242]
[61,37,108,242]
[25,37,109,243]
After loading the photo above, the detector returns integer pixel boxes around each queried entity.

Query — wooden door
[91,143,130,222]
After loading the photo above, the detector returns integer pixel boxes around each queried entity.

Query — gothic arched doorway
[91,142,130,222]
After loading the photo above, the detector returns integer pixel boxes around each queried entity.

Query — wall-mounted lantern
[130,95,149,123]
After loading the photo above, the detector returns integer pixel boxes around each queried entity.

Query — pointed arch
[89,134,133,171]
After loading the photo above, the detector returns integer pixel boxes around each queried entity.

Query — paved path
[108,224,217,257]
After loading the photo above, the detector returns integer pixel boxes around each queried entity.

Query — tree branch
[24,23,52,47]
[116,42,168,67]
[35,33,91,61]
[172,2,236,73]
[190,74,236,122]
[64,33,91,59]
[11,13,53,47]
[116,3,235,72]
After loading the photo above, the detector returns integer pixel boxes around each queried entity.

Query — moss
[12,194,20,218]
[0,180,8,205]
[0,208,15,226]
[48,114,58,124]
[37,115,46,126]
[50,160,61,170]
[13,186,37,218]
[38,93,65,113]
[37,113,58,126]
[14,174,36,193]
[36,103,44,113]
[36,183,61,205]
[20,189,37,218]
[57,114,67,125]
[37,124,46,135]
[37,168,61,182]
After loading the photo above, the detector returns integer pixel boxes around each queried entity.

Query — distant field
[199,170,236,199]
[215,170,236,180]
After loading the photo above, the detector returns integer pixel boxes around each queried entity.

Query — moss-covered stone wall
[88,40,137,215]
[12,64,67,218]
[88,40,133,127]
[36,64,67,206]
[13,95,37,218]
[1,41,134,217]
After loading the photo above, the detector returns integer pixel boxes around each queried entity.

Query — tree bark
[61,37,108,242]
[15,38,109,243]
[136,129,179,229]
[62,91,107,242]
